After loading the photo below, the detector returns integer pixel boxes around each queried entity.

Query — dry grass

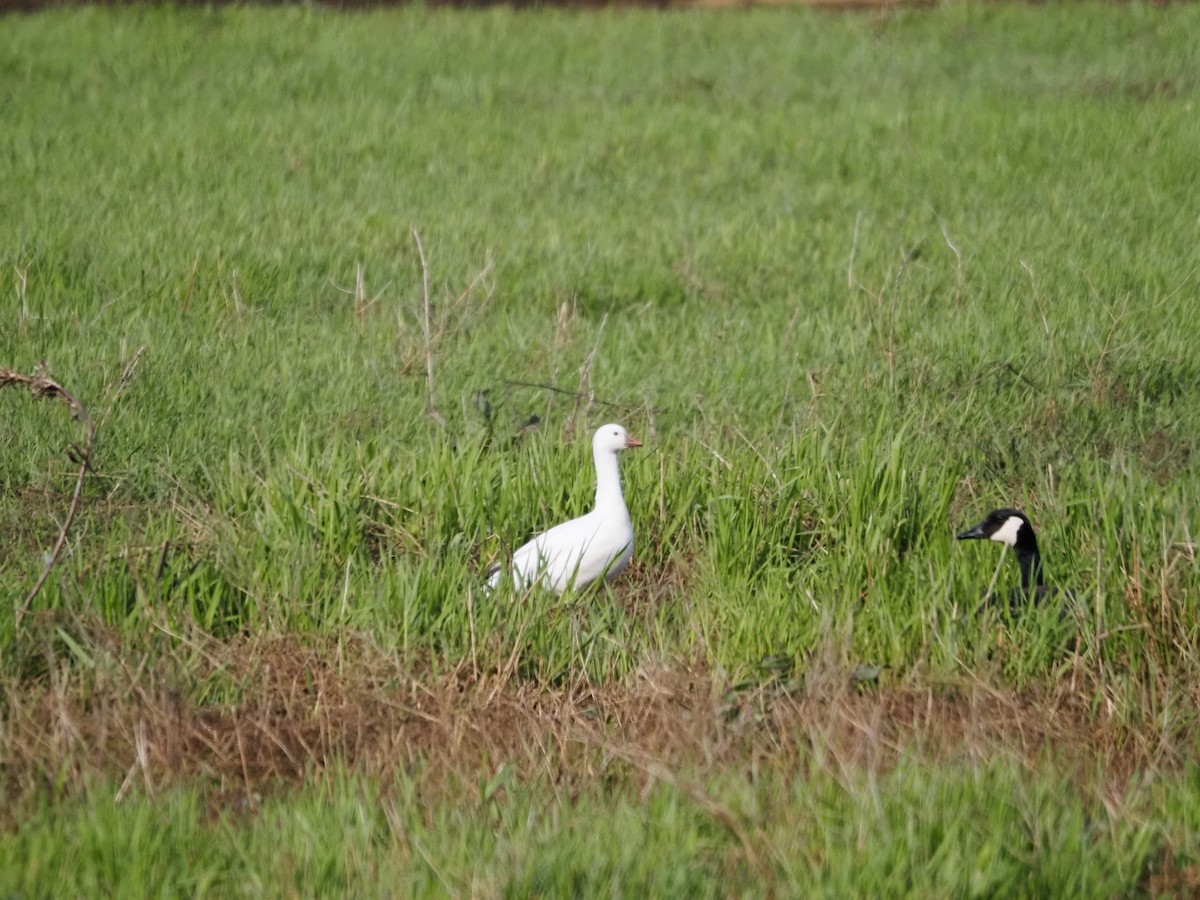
[0,363,95,625]
[3,624,1194,827]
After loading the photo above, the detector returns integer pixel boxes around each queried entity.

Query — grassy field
[2,1,1200,894]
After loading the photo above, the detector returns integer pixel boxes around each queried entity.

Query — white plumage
[487,423,642,595]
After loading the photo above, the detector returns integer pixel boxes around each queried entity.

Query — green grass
[2,1,1200,894]
[1,757,1192,898]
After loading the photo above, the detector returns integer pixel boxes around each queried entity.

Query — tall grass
[2,1,1199,892]
[0,757,1190,897]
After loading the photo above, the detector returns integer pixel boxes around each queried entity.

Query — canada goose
[956,508,1059,604]
[486,423,642,595]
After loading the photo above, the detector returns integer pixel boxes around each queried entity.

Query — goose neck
[592,446,626,512]
[1014,543,1045,593]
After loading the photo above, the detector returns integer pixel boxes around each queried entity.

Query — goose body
[487,423,641,595]
[956,508,1058,605]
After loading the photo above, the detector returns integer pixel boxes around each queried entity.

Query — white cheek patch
[989,515,1025,547]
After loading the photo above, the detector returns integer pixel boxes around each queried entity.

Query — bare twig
[355,262,367,318]
[886,248,912,386]
[696,438,733,471]
[567,313,608,434]
[941,223,964,307]
[229,268,245,318]
[555,298,576,346]
[98,344,146,431]
[451,260,495,313]
[0,362,95,627]
[411,229,444,426]
[847,212,862,292]
[733,427,780,487]
[394,252,494,381]
[1095,298,1131,372]
[1019,260,1050,336]
[968,360,1037,391]
[845,214,893,371]
[331,264,389,320]
[500,379,635,414]
[180,251,200,316]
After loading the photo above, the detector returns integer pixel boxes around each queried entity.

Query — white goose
[487,423,642,594]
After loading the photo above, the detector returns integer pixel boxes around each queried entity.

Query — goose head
[593,423,643,454]
[956,507,1046,595]
[956,508,1034,549]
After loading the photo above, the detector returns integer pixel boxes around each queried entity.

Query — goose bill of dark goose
[956,508,1057,604]
[486,423,642,595]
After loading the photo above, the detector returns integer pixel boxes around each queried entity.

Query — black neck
[1013,539,1044,593]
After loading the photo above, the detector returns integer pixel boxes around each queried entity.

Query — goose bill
[956,522,987,541]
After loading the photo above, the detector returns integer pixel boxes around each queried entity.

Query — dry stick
[451,259,495,316]
[234,714,254,800]
[394,259,493,379]
[941,223,964,308]
[419,259,495,352]
[500,379,635,414]
[179,251,200,316]
[411,228,444,426]
[135,721,154,796]
[886,249,911,388]
[115,754,141,803]
[1019,260,1051,337]
[567,313,608,434]
[733,426,781,488]
[230,268,245,318]
[1095,300,1131,373]
[696,437,733,471]
[331,265,390,319]
[355,262,366,318]
[846,214,894,382]
[97,344,145,432]
[847,211,862,292]
[466,586,479,680]
[487,603,536,706]
[1,363,95,628]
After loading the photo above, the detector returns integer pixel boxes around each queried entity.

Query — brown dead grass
[3,627,1194,826]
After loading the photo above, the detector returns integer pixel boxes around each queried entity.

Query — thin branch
[97,344,145,431]
[941,223,963,308]
[968,361,1037,391]
[411,228,444,426]
[355,262,367,318]
[452,259,495,310]
[568,313,608,434]
[1019,260,1051,336]
[331,265,390,319]
[0,362,95,628]
[886,249,912,386]
[394,253,494,381]
[500,379,636,414]
[179,251,200,316]
[847,212,862,292]
[229,268,245,318]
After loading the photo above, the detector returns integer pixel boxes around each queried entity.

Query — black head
[956,508,1034,548]
[957,507,1044,591]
